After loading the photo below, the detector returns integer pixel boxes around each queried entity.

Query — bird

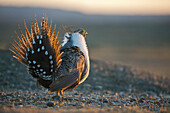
[10,14,90,97]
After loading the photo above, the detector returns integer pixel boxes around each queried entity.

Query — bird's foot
[60,90,64,96]
[52,91,64,101]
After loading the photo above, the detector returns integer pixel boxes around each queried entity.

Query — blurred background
[0,0,170,77]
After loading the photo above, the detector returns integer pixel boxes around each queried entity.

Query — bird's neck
[71,33,89,61]
[62,33,90,84]
[71,33,90,84]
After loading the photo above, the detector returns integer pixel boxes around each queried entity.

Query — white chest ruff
[71,33,88,58]
[62,33,70,47]
[71,33,90,84]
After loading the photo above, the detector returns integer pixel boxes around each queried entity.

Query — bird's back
[48,46,85,92]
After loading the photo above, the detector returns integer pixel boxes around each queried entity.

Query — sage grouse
[10,14,90,96]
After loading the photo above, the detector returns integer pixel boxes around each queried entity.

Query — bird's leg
[60,90,64,96]
[57,91,60,97]
[52,91,62,101]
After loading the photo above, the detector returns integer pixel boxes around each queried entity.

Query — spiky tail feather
[10,14,63,82]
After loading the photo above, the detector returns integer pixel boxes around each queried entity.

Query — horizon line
[1,5,170,16]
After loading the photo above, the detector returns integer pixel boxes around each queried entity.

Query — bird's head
[62,28,88,47]
[74,28,88,38]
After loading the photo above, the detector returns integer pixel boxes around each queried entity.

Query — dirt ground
[0,50,169,113]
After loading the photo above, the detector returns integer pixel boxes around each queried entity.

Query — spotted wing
[10,14,63,84]
[49,46,85,92]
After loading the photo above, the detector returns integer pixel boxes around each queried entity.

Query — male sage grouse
[10,14,90,96]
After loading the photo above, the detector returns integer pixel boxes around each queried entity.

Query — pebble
[96,86,103,89]
[112,102,122,106]
[18,103,23,107]
[47,101,55,107]
[149,96,156,100]
[117,67,123,71]
[103,98,108,103]
[130,98,137,102]
[106,91,111,94]
[0,53,169,112]
[81,98,87,102]
[138,98,145,103]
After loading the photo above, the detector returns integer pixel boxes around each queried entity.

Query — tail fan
[10,14,63,81]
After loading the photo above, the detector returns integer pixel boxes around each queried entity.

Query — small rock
[149,96,156,100]
[25,105,34,108]
[76,103,85,108]
[15,98,22,102]
[106,91,111,94]
[154,101,161,107]
[112,102,122,106]
[74,98,79,101]
[81,98,87,102]
[115,92,118,96]
[47,101,55,107]
[140,93,149,97]
[96,86,103,89]
[59,102,64,106]
[99,67,103,71]
[43,105,48,108]
[138,98,145,103]
[126,102,130,106]
[74,92,79,95]
[130,98,137,102]
[18,103,23,107]
[103,98,108,103]
[117,67,123,71]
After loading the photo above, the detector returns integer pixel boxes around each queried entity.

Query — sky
[0,0,170,15]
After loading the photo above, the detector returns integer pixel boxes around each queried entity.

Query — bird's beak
[84,32,88,38]
[82,29,88,37]
[85,32,88,35]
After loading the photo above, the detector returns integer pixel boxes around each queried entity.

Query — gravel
[0,50,169,113]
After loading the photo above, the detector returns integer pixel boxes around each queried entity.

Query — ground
[0,50,169,113]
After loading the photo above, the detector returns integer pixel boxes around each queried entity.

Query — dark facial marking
[74,29,88,38]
